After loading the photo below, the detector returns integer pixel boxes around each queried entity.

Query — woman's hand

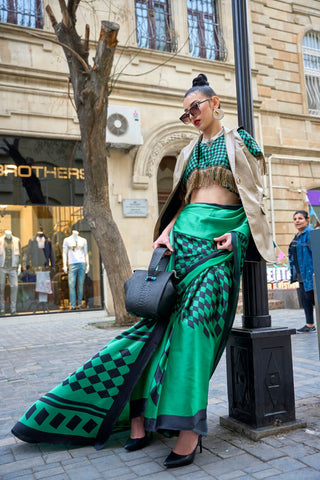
[153,205,184,252]
[214,233,233,251]
[153,230,173,252]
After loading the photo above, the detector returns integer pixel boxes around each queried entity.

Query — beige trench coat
[154,126,276,263]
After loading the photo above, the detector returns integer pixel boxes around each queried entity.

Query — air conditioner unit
[106,105,143,148]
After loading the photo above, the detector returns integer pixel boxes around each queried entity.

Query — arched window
[0,0,43,29]
[302,31,320,116]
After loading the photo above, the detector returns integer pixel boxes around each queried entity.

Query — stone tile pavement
[0,308,319,479]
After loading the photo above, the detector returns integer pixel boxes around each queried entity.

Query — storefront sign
[123,199,148,217]
[267,265,298,290]
[0,136,103,315]
[0,164,84,180]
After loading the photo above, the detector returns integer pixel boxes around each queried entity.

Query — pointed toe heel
[163,435,202,468]
[124,433,152,451]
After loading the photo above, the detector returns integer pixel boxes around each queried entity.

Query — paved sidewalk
[0,309,319,480]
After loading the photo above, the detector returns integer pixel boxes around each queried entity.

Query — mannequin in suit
[27,227,55,269]
[0,230,21,314]
[63,231,89,310]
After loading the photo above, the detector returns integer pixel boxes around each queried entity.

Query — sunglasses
[179,98,211,124]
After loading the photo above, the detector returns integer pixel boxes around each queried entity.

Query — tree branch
[93,21,119,112]
[26,23,90,73]
[68,0,81,21]
[108,37,189,95]
[67,76,77,113]
[96,84,106,113]
[45,4,57,27]
[66,0,81,27]
[58,0,72,28]
[84,24,90,55]
[95,21,119,78]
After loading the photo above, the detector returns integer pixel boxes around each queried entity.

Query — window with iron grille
[303,31,320,116]
[187,0,227,61]
[135,0,176,52]
[0,0,43,29]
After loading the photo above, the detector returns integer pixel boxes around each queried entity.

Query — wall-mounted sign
[123,199,148,217]
[267,265,298,290]
[0,164,84,179]
[0,135,84,206]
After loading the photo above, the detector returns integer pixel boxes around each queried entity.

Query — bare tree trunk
[46,1,135,326]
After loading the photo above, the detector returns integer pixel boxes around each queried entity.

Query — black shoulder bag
[124,245,224,321]
[124,247,177,321]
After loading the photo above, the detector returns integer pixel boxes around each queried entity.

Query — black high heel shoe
[163,435,202,468]
[124,433,152,451]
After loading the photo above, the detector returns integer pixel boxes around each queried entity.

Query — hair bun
[192,74,209,88]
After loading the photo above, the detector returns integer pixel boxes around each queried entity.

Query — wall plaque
[123,198,148,217]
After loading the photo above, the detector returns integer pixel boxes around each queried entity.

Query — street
[0,308,319,480]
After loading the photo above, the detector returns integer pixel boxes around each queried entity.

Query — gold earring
[213,108,224,120]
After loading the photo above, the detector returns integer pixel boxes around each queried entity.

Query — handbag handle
[148,244,224,279]
[147,247,170,279]
[146,243,230,282]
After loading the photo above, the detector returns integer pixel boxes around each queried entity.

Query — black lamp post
[232,0,270,331]
[220,0,305,439]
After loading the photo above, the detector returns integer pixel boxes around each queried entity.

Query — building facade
[250,0,320,251]
[0,0,319,315]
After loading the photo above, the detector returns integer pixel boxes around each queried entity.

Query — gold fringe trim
[185,166,238,203]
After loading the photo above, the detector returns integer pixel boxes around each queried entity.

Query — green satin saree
[12,203,250,449]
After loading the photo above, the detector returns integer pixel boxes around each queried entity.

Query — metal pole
[222,3,299,434]
[232,0,255,137]
[231,0,270,328]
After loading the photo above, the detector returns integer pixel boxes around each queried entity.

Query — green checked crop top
[182,127,263,203]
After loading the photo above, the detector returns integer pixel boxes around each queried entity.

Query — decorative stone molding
[132,122,197,189]
[292,4,320,18]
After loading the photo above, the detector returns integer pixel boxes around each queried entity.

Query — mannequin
[27,227,55,269]
[0,230,21,315]
[63,231,89,310]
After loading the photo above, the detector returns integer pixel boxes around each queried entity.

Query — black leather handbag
[124,247,177,321]
[124,244,225,321]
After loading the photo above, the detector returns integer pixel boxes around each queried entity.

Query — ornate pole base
[220,326,306,440]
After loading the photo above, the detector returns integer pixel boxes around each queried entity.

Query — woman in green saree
[12,74,275,469]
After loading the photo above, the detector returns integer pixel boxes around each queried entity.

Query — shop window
[0,205,102,315]
[157,155,176,212]
[187,0,227,61]
[0,136,103,316]
[303,31,320,116]
[0,136,84,206]
[135,0,176,52]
